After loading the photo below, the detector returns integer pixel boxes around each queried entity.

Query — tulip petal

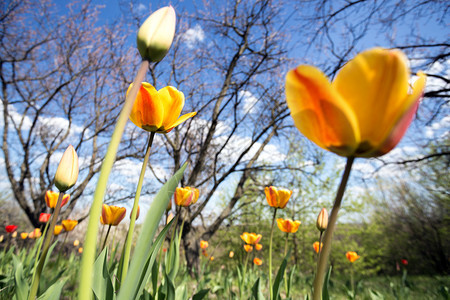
[165,112,197,133]
[158,86,185,129]
[129,83,164,131]
[333,48,410,147]
[286,66,360,156]
[367,72,426,157]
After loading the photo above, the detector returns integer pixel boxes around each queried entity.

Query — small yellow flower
[101,204,127,226]
[174,187,199,207]
[20,233,28,239]
[11,231,17,238]
[265,186,292,209]
[54,145,79,192]
[54,225,63,236]
[277,218,301,233]
[62,219,78,232]
[243,244,253,252]
[200,240,209,249]
[210,256,214,261]
[229,251,234,258]
[313,241,323,253]
[253,258,263,266]
[45,191,70,209]
[346,251,360,263]
[255,243,263,251]
[73,239,80,247]
[240,232,262,245]
[78,247,83,253]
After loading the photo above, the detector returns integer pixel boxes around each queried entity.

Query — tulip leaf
[166,230,180,281]
[164,272,176,300]
[287,265,296,297]
[272,249,291,300]
[251,277,265,300]
[322,265,332,300]
[174,285,187,300]
[12,255,28,300]
[192,288,210,300]
[117,163,186,300]
[36,278,67,300]
[92,247,115,300]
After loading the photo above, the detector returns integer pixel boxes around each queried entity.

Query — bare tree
[0,0,138,226]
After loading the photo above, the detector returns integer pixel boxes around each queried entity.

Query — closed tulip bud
[101,204,126,226]
[12,231,17,238]
[0,235,3,242]
[313,241,323,253]
[346,251,360,263]
[39,213,51,223]
[54,145,79,192]
[174,186,199,207]
[316,208,328,232]
[167,212,174,224]
[45,191,70,209]
[20,233,28,239]
[129,205,140,220]
[137,6,176,62]
[78,247,83,253]
[265,186,293,209]
[253,257,263,266]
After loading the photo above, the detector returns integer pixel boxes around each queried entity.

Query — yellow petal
[333,48,410,146]
[165,112,197,133]
[158,86,185,129]
[129,82,164,131]
[286,66,360,156]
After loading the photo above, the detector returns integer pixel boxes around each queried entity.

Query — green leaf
[166,230,180,281]
[36,279,67,300]
[12,255,28,300]
[272,249,291,300]
[287,265,296,297]
[151,256,159,296]
[192,289,209,300]
[251,277,265,300]
[117,163,186,300]
[175,285,187,300]
[165,273,175,300]
[92,248,115,300]
[322,265,332,300]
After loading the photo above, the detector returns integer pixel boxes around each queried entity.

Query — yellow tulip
[285,48,426,158]
[243,244,253,252]
[20,233,28,239]
[137,6,176,62]
[240,232,262,245]
[200,240,209,249]
[78,247,83,253]
[255,243,263,251]
[73,239,80,247]
[316,208,328,232]
[174,186,199,207]
[54,225,63,236]
[277,218,301,233]
[265,186,292,209]
[62,219,78,232]
[101,204,126,226]
[346,251,360,263]
[54,145,79,192]
[229,251,234,258]
[45,191,70,209]
[128,83,196,134]
[313,241,323,253]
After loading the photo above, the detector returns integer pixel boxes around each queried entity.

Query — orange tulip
[130,205,140,220]
[253,258,263,266]
[200,240,209,249]
[78,247,83,253]
[313,241,323,253]
[54,225,63,236]
[255,243,263,251]
[285,48,426,158]
[240,232,262,245]
[346,251,360,263]
[128,83,196,133]
[316,208,328,232]
[174,186,199,207]
[229,251,234,258]
[20,232,28,239]
[101,204,126,226]
[244,244,253,252]
[62,219,78,232]
[45,191,70,209]
[265,186,292,209]
[277,218,301,233]
[29,228,41,239]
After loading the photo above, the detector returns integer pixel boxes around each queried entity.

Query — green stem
[120,132,155,281]
[167,207,181,271]
[101,225,112,252]
[31,218,51,284]
[56,232,68,265]
[351,263,354,297]
[284,232,289,296]
[28,193,64,300]
[268,208,277,300]
[312,156,354,300]
[77,60,149,300]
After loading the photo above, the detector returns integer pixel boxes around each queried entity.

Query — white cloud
[239,90,259,114]
[182,24,205,49]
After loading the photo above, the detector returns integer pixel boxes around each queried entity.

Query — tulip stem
[168,206,181,271]
[268,208,277,300]
[120,131,155,282]
[31,219,50,284]
[312,156,354,300]
[101,225,112,252]
[284,232,289,296]
[77,60,149,300]
[28,193,64,300]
